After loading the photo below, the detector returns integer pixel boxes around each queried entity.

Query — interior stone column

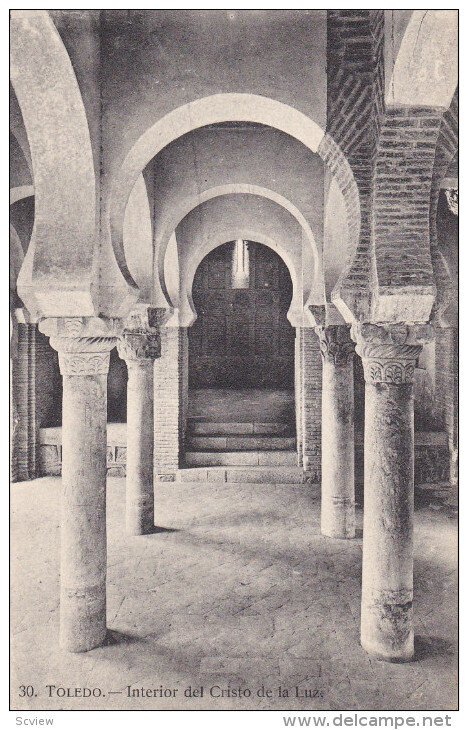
[118,330,160,535]
[353,323,432,662]
[41,317,120,653]
[316,325,355,539]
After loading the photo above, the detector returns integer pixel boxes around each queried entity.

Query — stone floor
[11,477,457,711]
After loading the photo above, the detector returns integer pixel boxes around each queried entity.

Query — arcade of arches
[10,9,458,710]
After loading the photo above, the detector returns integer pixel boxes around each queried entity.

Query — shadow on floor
[414,635,456,661]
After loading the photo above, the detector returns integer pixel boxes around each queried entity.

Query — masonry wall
[154,327,188,480]
[325,10,379,302]
[301,329,322,481]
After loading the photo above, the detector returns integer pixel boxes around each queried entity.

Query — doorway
[186,241,296,467]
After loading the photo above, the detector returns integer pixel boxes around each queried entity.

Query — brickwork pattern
[13,323,38,481]
[372,108,443,291]
[429,91,458,320]
[154,327,188,480]
[430,91,458,246]
[300,328,322,481]
[294,329,303,466]
[325,10,382,303]
[325,11,455,317]
[434,327,458,484]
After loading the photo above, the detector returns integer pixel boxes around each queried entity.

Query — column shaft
[118,313,161,533]
[125,360,155,534]
[361,377,414,660]
[321,354,355,538]
[61,368,108,651]
[42,318,121,653]
[354,323,431,662]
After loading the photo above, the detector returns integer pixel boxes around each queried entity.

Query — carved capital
[315,325,355,366]
[352,323,433,384]
[49,336,116,376]
[117,331,161,363]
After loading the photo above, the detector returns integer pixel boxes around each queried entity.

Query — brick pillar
[10,317,19,483]
[434,326,458,485]
[154,326,188,481]
[295,328,303,467]
[299,327,322,482]
[354,323,432,662]
[13,322,38,481]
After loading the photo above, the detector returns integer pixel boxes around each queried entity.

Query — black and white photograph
[9,6,459,719]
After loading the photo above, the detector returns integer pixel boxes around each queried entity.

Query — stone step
[187,420,292,436]
[186,435,296,451]
[177,466,307,484]
[185,450,298,467]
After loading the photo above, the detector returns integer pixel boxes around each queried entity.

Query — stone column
[41,317,120,653]
[316,325,355,539]
[117,330,160,535]
[353,323,432,662]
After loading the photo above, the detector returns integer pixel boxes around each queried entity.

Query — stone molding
[315,325,355,366]
[352,323,433,384]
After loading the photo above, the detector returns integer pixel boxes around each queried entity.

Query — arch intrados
[157,184,320,307]
[110,93,327,286]
[10,223,25,292]
[388,10,458,108]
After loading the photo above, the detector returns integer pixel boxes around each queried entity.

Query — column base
[126,495,154,536]
[60,586,107,653]
[360,599,414,663]
[360,637,414,663]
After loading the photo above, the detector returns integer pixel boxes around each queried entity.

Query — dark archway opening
[188,240,296,430]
